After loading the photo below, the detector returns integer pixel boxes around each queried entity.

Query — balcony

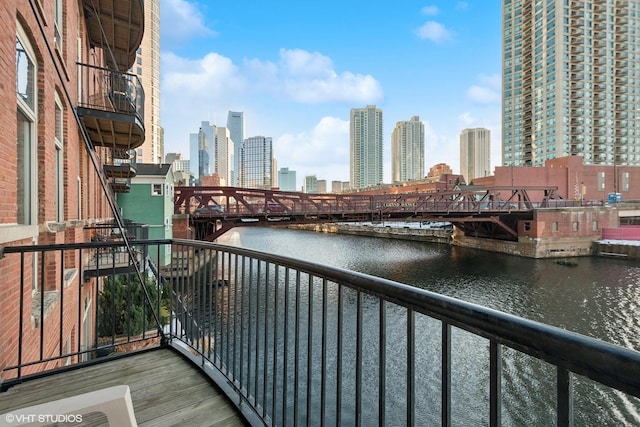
[84,221,148,278]
[2,239,640,426]
[76,64,145,151]
[104,149,137,193]
[82,0,144,71]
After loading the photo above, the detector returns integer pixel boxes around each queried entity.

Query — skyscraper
[502,0,640,167]
[227,111,244,186]
[215,127,234,185]
[132,0,163,164]
[391,116,425,182]
[189,121,215,182]
[460,128,491,183]
[240,136,273,189]
[350,105,383,189]
[278,168,297,191]
[304,175,318,193]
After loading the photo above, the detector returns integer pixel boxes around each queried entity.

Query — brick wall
[0,1,116,380]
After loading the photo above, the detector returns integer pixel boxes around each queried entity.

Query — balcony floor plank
[0,348,247,426]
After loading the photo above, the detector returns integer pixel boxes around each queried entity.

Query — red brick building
[474,156,640,202]
[0,1,145,379]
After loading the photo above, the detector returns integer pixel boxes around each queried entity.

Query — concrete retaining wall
[287,223,452,244]
[594,242,640,260]
[287,223,638,260]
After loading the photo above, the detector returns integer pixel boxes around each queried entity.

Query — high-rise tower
[215,127,234,184]
[350,105,383,189]
[189,121,215,182]
[502,0,640,167]
[239,136,273,189]
[391,116,424,182]
[227,111,244,186]
[460,128,491,182]
[132,0,163,164]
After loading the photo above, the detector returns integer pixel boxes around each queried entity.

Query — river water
[216,226,640,426]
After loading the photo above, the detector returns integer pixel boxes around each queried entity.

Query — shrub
[98,274,169,338]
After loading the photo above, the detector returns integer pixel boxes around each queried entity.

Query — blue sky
[160,0,502,189]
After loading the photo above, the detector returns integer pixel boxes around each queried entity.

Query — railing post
[379,300,386,427]
[356,291,363,427]
[336,284,344,427]
[442,322,451,427]
[557,367,574,427]
[407,309,415,426]
[490,341,502,427]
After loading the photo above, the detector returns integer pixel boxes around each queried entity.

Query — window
[572,221,579,232]
[54,0,63,52]
[16,26,37,226]
[55,93,64,222]
[552,222,558,232]
[598,171,605,191]
[622,172,630,191]
[152,183,163,196]
[77,176,82,219]
[592,220,599,231]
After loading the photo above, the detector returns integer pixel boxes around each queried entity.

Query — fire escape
[75,0,147,277]
[77,0,145,193]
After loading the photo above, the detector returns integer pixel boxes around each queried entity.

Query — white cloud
[423,120,459,174]
[275,117,351,185]
[245,49,384,103]
[162,52,245,95]
[416,21,453,43]
[161,0,217,49]
[161,48,382,166]
[421,6,439,16]
[457,112,476,127]
[467,86,500,104]
[467,74,501,104]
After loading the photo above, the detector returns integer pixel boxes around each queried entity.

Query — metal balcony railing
[77,63,144,120]
[76,63,145,150]
[2,239,640,426]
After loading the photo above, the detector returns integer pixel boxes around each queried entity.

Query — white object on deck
[0,385,137,426]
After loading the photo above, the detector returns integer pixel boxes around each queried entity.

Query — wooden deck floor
[0,348,248,426]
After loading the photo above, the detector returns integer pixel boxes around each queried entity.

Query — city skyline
[160,1,502,189]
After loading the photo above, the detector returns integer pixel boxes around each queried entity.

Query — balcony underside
[110,182,131,193]
[83,0,144,71]
[78,107,145,149]
[104,164,137,179]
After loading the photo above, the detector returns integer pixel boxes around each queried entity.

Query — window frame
[54,0,63,52]
[55,92,65,222]
[16,24,38,227]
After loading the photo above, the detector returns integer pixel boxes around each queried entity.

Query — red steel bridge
[174,186,563,242]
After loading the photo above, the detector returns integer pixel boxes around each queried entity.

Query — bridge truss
[174,186,562,242]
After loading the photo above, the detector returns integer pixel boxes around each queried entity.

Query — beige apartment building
[502,0,640,168]
[134,0,163,164]
[391,116,425,183]
[460,127,491,183]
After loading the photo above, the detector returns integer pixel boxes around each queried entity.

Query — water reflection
[216,226,640,425]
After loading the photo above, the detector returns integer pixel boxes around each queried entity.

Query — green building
[116,164,174,267]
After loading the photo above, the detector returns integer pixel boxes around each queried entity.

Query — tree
[98,274,169,338]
